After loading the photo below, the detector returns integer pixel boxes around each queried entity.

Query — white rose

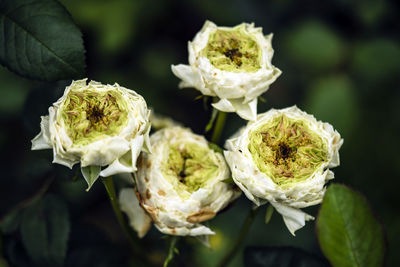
[224,106,343,235]
[31,79,151,190]
[125,126,240,236]
[171,20,281,121]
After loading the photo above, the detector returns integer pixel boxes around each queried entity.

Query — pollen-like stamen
[248,115,328,187]
[60,90,128,146]
[202,28,261,72]
[163,143,219,194]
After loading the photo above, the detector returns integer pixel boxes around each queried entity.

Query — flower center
[202,28,261,72]
[60,90,128,146]
[163,142,219,196]
[248,115,328,187]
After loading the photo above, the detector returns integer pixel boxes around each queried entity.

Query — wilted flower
[31,79,151,190]
[171,20,281,121]
[123,126,240,236]
[224,106,343,235]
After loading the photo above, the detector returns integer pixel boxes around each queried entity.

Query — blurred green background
[1,0,399,266]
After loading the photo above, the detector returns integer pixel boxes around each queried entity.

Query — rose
[123,126,240,236]
[171,20,281,121]
[31,79,151,190]
[224,106,343,235]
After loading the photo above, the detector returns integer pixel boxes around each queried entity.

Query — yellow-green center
[248,115,328,188]
[60,90,128,146]
[162,142,219,198]
[202,28,261,72]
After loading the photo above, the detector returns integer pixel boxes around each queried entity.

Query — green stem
[211,111,227,144]
[101,177,146,263]
[163,236,179,267]
[216,207,260,267]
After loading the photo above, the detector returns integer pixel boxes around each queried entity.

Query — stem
[211,111,227,144]
[163,236,179,267]
[216,207,260,267]
[101,177,146,263]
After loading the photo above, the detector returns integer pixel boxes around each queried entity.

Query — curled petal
[270,202,314,236]
[31,116,52,150]
[119,188,152,238]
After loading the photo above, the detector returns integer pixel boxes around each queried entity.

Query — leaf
[0,257,9,267]
[264,205,274,224]
[81,165,101,191]
[208,142,223,153]
[1,209,21,234]
[20,194,70,267]
[316,184,385,267]
[304,75,359,138]
[284,20,345,71]
[0,0,85,81]
[221,177,234,184]
[244,246,329,267]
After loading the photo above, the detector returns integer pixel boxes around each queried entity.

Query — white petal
[119,188,152,238]
[213,98,257,121]
[155,223,215,236]
[99,152,134,177]
[130,135,144,171]
[232,98,257,121]
[171,64,199,89]
[270,202,314,236]
[212,99,235,112]
[52,151,77,169]
[31,116,52,150]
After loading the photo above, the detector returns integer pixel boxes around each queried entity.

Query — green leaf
[208,142,223,153]
[244,246,329,267]
[20,194,70,267]
[81,165,101,191]
[1,210,21,234]
[351,39,400,86]
[284,20,345,71]
[316,184,385,267]
[264,205,274,224]
[221,177,234,184]
[0,0,85,81]
[304,75,359,138]
[0,257,9,267]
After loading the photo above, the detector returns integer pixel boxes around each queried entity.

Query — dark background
[0,0,399,266]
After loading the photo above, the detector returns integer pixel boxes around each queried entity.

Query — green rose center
[248,115,328,187]
[162,142,219,198]
[202,27,261,72]
[60,90,128,146]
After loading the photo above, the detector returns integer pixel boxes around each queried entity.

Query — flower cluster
[32,20,343,238]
